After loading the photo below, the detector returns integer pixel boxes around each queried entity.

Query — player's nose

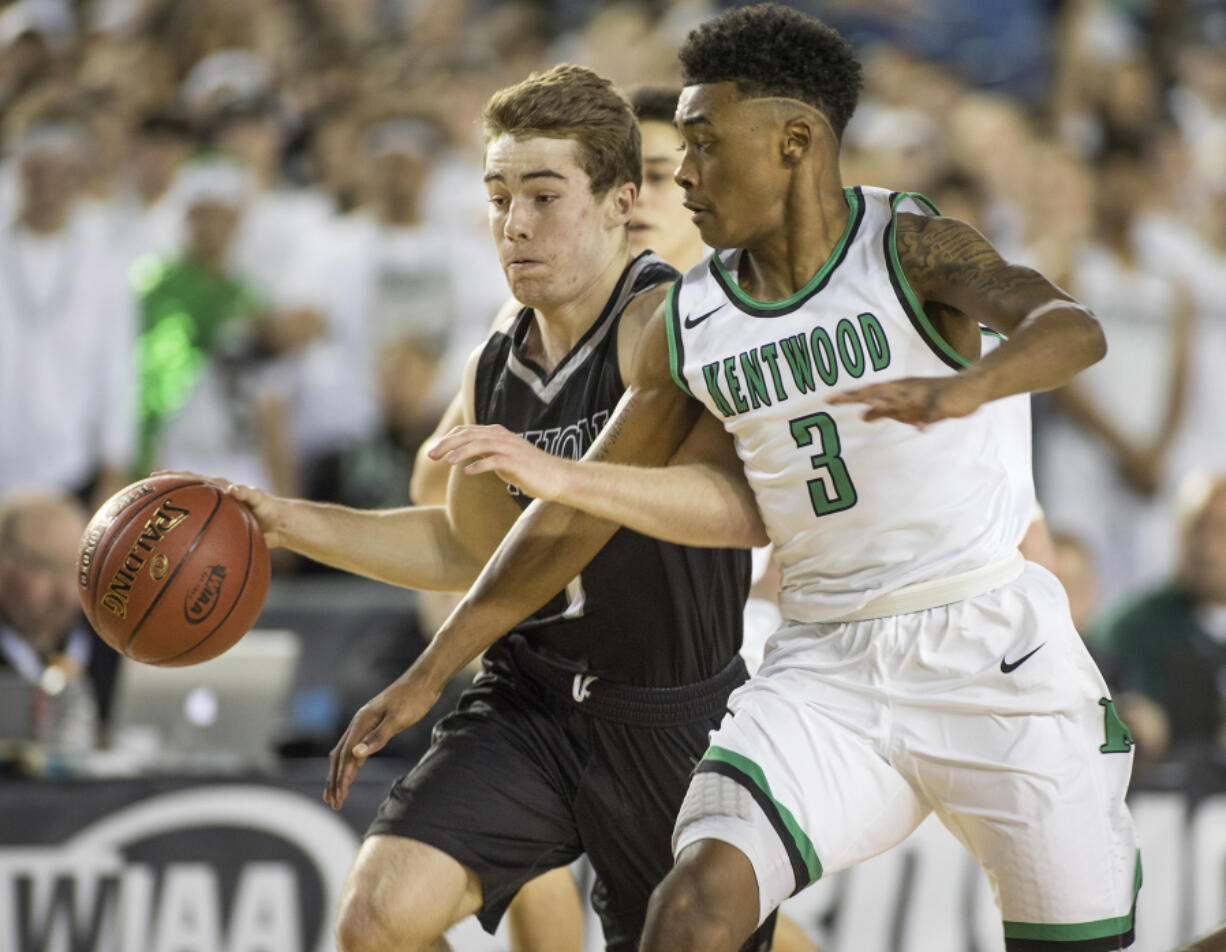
[503,199,532,240]
[674,155,697,191]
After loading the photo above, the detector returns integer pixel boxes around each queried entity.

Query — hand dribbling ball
[77,475,270,666]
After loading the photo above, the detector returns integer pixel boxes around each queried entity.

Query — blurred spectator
[1012,140,1095,285]
[1101,473,1226,757]
[0,491,117,757]
[133,158,296,497]
[1039,147,1194,609]
[204,90,332,303]
[0,115,136,506]
[1050,529,1101,637]
[0,5,57,122]
[1169,37,1226,198]
[926,170,988,233]
[299,115,483,509]
[944,92,1034,253]
[1047,526,1172,771]
[844,99,943,196]
[1138,170,1226,485]
[108,112,195,263]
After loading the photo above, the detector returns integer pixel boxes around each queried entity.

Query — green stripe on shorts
[1002,850,1142,942]
[703,746,823,885]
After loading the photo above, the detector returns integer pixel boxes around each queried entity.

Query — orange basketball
[77,474,270,666]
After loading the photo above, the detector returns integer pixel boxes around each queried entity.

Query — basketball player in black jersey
[221,65,771,952]
[405,81,820,952]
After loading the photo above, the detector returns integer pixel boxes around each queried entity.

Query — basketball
[76,474,271,667]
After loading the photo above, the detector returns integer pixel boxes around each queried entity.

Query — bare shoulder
[894,214,1010,295]
[616,283,673,388]
[895,213,1064,309]
[618,283,670,337]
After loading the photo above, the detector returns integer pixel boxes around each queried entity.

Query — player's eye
[535,193,558,205]
[488,195,508,208]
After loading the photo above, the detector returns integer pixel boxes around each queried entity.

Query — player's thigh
[904,570,1138,945]
[926,703,1138,947]
[506,866,582,952]
[367,670,585,929]
[337,834,482,947]
[675,681,930,925]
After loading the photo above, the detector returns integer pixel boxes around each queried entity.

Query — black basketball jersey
[473,252,750,687]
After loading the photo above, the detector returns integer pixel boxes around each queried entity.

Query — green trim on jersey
[1002,851,1141,942]
[712,187,863,313]
[702,746,823,886]
[883,191,972,370]
[664,280,693,396]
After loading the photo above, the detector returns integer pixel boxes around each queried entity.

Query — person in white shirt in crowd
[108,112,195,267]
[292,114,504,508]
[1134,144,1226,486]
[0,115,136,507]
[1168,36,1226,201]
[138,159,297,499]
[204,88,332,306]
[1041,145,1194,610]
[0,491,117,759]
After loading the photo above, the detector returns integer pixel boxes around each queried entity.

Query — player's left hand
[828,374,986,427]
[324,672,442,810]
[428,424,571,500]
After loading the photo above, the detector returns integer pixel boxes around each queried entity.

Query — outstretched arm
[428,406,766,549]
[324,300,711,807]
[223,349,519,591]
[831,214,1107,425]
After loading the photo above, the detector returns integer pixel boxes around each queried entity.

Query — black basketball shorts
[366,639,774,952]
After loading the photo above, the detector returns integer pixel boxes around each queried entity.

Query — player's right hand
[151,470,289,547]
[221,482,290,548]
[428,423,571,501]
[324,672,442,810]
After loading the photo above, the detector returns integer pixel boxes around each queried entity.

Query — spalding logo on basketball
[78,475,270,666]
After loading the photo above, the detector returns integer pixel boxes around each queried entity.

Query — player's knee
[644,859,751,952]
[334,893,390,952]
[335,891,442,952]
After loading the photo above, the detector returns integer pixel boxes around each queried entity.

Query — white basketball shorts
[674,563,1140,950]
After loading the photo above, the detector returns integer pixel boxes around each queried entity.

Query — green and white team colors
[666,186,1140,950]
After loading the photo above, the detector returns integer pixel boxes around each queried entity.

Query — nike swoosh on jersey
[684,304,725,328]
[1000,642,1046,673]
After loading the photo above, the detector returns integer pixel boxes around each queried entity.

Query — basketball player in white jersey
[330,8,1136,952]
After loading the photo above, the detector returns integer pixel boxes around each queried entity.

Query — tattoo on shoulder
[894,214,1059,311]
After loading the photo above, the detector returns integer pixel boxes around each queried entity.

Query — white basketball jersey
[666,186,1029,622]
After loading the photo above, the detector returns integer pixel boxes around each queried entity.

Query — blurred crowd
[1,0,1225,779]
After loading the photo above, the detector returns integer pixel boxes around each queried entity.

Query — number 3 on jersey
[789,412,858,516]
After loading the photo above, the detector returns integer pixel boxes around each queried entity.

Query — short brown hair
[482,64,641,195]
[627,86,681,125]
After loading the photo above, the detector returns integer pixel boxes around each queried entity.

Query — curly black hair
[679,3,863,140]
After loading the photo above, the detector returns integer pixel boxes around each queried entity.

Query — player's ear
[605,181,636,229]
[781,116,815,165]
